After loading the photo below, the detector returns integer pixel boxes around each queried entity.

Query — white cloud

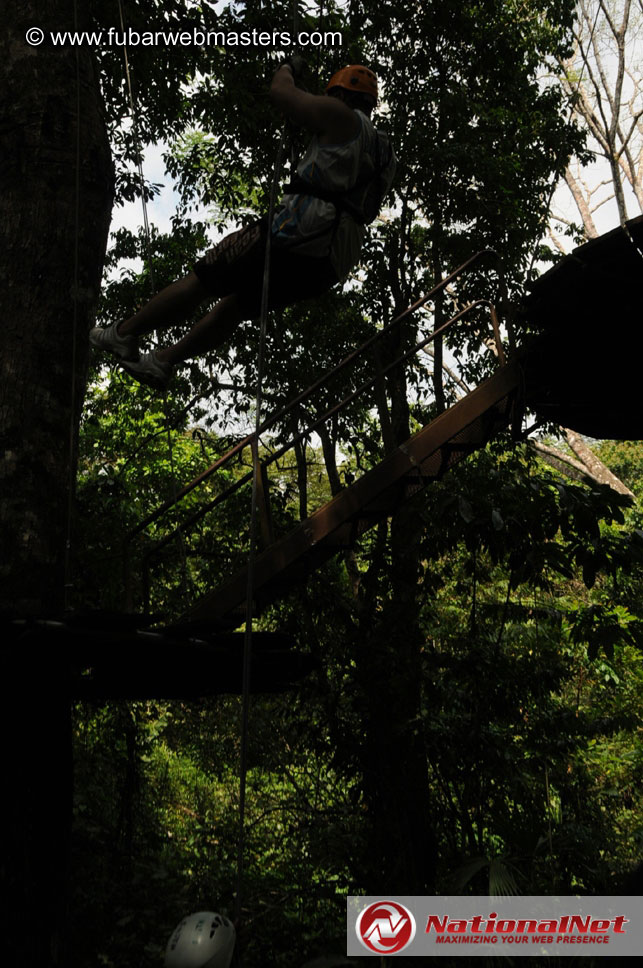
[108,142,217,276]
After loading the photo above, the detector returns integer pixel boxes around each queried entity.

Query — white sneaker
[89,321,139,362]
[121,351,174,391]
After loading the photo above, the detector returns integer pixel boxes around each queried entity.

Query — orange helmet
[326,65,378,104]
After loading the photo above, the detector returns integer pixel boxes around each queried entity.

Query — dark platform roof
[520,215,643,440]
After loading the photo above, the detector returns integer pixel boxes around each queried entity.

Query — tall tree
[551,0,643,247]
[539,0,642,498]
[88,0,585,903]
[1,4,112,967]
[1,2,112,613]
[331,0,584,894]
[3,1,612,961]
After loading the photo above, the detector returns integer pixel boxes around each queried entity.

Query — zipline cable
[64,0,82,609]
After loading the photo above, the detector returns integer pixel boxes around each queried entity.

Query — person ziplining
[90,61,396,390]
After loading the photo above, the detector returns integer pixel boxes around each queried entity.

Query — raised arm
[269,64,360,144]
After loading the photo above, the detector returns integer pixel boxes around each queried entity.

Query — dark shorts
[193,218,340,320]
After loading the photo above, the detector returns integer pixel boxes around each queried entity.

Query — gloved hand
[282,52,306,81]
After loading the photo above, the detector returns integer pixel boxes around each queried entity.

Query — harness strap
[282,124,390,227]
[281,173,371,225]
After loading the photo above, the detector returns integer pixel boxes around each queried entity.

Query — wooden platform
[4,613,310,699]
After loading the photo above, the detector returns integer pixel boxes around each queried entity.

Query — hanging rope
[64,0,82,609]
[234,2,304,925]
[116,0,192,609]
[315,0,325,79]
[233,132,288,931]
[117,0,155,292]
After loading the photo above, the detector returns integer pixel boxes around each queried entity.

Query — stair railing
[123,249,512,613]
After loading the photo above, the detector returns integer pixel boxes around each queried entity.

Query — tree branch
[564,168,599,236]
[563,427,635,497]
[529,440,596,485]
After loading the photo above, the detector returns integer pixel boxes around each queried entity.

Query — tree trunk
[0,2,113,614]
[0,4,113,965]
[355,503,438,895]
[353,294,438,894]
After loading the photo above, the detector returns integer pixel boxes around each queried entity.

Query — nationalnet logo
[356,900,416,954]
[348,896,641,957]
[425,910,628,947]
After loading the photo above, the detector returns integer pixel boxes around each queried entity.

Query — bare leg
[118,272,211,338]
[155,294,243,366]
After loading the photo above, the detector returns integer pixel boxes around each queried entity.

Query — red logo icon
[356,900,416,954]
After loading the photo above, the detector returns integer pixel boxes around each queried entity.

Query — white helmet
[164,912,236,968]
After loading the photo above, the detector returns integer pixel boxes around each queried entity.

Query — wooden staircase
[123,249,520,629]
[187,361,521,623]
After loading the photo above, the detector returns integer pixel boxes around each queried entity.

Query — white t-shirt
[271,111,389,280]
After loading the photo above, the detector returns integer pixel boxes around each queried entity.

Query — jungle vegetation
[1,2,641,966]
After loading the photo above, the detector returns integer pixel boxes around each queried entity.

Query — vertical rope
[234,5,326,921]
[116,0,190,609]
[234,129,287,927]
[64,0,82,609]
[234,12,305,931]
[288,1,301,172]
[315,0,325,80]
[117,0,155,292]
[165,395,192,609]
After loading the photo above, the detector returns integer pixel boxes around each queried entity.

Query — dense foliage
[66,2,642,966]
[71,436,643,966]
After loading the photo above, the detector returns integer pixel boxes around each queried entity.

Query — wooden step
[185,362,521,624]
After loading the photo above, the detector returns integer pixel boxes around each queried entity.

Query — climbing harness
[283,125,396,226]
